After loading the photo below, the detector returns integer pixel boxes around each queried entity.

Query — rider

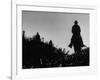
[68,20,85,54]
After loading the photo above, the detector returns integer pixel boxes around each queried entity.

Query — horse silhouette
[69,20,85,54]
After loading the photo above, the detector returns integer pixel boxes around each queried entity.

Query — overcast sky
[22,11,89,53]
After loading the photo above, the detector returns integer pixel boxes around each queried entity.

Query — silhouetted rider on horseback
[69,20,85,54]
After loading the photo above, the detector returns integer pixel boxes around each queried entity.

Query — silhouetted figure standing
[69,20,85,54]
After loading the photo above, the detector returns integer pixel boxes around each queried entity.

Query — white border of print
[11,1,97,80]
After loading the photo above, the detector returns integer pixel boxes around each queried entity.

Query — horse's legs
[74,45,81,54]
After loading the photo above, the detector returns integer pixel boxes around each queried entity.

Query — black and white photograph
[22,11,90,69]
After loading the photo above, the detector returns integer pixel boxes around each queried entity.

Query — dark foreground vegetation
[22,31,89,69]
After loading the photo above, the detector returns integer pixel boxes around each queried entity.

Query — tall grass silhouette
[22,31,89,69]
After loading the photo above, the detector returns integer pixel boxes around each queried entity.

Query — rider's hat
[74,20,78,24]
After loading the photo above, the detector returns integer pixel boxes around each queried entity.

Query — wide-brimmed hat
[74,20,78,24]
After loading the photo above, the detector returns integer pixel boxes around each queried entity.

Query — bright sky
[22,11,89,53]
